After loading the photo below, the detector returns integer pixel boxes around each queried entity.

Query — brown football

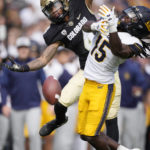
[42,76,62,105]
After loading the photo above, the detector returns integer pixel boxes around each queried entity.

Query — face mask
[0,25,6,41]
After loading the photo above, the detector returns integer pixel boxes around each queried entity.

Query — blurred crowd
[0,0,150,150]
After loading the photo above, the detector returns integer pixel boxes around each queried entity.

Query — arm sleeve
[128,43,143,55]
[118,32,143,46]
[118,32,146,57]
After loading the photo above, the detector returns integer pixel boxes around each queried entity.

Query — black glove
[2,57,30,72]
[140,41,150,58]
[129,43,150,58]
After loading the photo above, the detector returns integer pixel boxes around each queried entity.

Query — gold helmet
[40,0,69,24]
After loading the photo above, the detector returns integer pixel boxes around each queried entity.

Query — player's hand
[98,5,118,33]
[2,105,11,118]
[2,57,30,72]
[91,19,109,35]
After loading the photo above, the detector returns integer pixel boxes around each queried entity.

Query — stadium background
[0,0,150,150]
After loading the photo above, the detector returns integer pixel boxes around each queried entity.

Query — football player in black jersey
[2,0,121,142]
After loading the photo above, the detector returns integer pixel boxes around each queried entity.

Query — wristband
[128,43,143,56]
[109,25,117,33]
[109,18,118,33]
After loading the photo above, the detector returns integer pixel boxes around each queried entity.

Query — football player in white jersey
[77,5,150,150]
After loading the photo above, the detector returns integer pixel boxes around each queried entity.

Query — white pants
[59,70,121,120]
[118,103,146,149]
[11,107,42,150]
[0,114,10,150]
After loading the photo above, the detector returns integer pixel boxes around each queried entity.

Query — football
[42,76,62,105]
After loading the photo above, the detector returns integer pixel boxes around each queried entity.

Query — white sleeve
[118,32,143,46]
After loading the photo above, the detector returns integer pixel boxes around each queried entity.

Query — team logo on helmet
[145,21,150,32]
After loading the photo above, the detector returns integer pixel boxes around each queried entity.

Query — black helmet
[41,0,69,24]
[118,6,150,39]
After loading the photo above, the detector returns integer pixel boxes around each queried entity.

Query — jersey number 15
[91,35,110,62]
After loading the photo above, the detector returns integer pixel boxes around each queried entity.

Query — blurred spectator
[24,19,49,47]
[0,42,7,61]
[3,36,46,150]
[0,15,7,42]
[118,59,146,149]
[137,57,150,150]
[0,69,10,150]
[7,27,22,58]
[0,0,4,14]
[6,7,22,28]
[64,50,80,76]
[55,48,73,88]
[0,15,7,60]
[127,0,150,7]
[30,40,41,58]
[29,20,49,46]
[144,89,150,150]
[24,0,46,20]
[20,4,39,27]
[44,47,72,86]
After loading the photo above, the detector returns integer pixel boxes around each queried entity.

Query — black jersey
[43,0,96,69]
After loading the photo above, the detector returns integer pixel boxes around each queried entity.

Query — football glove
[129,42,150,58]
[91,19,109,35]
[98,5,118,33]
[139,41,150,58]
[2,57,30,72]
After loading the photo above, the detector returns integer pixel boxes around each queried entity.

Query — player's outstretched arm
[109,32,134,58]
[2,42,61,72]
[28,42,60,71]
[109,32,149,58]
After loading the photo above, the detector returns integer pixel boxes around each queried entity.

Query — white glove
[98,5,118,33]
[91,19,109,35]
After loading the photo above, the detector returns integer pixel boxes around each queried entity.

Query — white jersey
[84,32,142,84]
